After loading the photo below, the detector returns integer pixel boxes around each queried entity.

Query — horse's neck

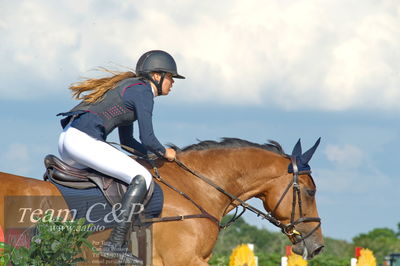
[177,148,287,218]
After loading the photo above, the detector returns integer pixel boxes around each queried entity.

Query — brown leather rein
[108,142,321,242]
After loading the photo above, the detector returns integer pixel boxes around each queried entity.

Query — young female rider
[57,50,184,264]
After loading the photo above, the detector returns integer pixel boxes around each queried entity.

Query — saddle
[43,154,153,207]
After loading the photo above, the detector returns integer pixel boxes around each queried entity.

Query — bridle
[172,155,321,244]
[269,156,321,244]
[107,142,321,244]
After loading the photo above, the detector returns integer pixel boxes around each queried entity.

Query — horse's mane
[169,138,285,155]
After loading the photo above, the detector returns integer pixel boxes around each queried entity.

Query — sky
[0,0,399,243]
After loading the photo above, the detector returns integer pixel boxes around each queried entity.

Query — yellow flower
[229,244,256,266]
[287,253,308,266]
[356,248,377,266]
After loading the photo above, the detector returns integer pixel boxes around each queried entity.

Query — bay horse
[0,138,324,265]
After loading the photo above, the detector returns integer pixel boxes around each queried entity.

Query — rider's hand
[164,148,176,161]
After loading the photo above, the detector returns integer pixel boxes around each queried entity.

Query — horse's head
[258,138,324,259]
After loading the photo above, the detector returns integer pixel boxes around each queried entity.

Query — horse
[0,137,324,265]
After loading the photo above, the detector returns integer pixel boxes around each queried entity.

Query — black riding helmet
[136,50,185,95]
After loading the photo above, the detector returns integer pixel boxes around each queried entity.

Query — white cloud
[318,142,396,195]
[1,0,399,111]
[4,143,30,161]
[324,144,364,169]
[315,168,392,194]
[0,142,52,177]
[1,143,31,175]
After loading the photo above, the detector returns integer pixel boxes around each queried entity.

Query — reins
[107,142,321,242]
[142,162,221,226]
[172,157,321,243]
[172,158,284,229]
[107,142,222,227]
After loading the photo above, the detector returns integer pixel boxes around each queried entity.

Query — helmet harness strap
[147,72,166,96]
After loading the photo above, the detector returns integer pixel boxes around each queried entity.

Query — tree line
[209,215,400,266]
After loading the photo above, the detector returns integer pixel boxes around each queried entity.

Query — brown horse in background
[0,138,324,265]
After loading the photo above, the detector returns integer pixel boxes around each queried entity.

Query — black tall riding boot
[100,175,147,265]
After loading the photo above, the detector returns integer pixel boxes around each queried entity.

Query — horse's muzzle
[311,244,324,258]
[292,240,324,260]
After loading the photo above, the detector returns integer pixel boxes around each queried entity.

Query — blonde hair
[69,68,137,103]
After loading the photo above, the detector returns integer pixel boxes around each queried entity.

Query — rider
[57,50,184,264]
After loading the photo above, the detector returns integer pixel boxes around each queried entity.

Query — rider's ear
[150,72,161,81]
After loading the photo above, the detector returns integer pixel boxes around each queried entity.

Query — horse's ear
[291,139,302,156]
[300,137,321,164]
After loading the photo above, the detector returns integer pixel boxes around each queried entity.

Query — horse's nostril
[312,245,324,257]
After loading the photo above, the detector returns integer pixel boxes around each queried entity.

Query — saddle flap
[44,154,90,181]
[43,154,129,205]
[43,154,157,211]
[49,167,91,183]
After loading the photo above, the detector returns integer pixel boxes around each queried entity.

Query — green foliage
[322,237,353,257]
[305,237,353,266]
[209,254,229,266]
[308,254,351,266]
[0,214,96,266]
[397,223,400,238]
[213,216,291,256]
[353,227,400,264]
[256,252,282,266]
[210,215,400,266]
[0,241,5,266]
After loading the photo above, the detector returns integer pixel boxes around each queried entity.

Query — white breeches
[58,125,152,189]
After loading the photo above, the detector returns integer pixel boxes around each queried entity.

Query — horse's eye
[307,189,316,197]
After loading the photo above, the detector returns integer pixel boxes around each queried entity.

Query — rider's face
[161,73,174,95]
[151,72,174,96]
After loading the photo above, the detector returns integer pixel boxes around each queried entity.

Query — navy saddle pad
[52,181,163,230]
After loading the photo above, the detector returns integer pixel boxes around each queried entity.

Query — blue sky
[1,0,399,242]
